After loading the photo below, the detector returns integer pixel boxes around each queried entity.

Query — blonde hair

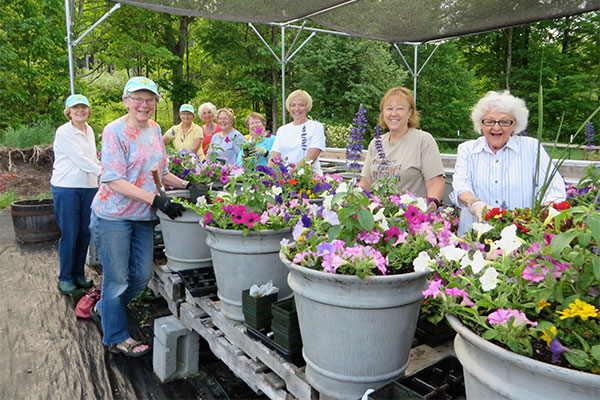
[285,90,313,113]
[216,108,236,125]
[378,87,419,129]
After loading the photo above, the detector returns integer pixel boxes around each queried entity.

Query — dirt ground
[0,145,53,199]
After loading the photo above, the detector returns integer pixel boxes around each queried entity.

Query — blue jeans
[89,212,154,345]
[51,185,97,283]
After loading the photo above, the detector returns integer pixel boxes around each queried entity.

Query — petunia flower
[493,225,522,255]
[470,250,488,274]
[479,267,499,291]
[422,279,444,299]
[241,212,260,228]
[440,245,467,262]
[549,335,571,362]
[413,251,434,273]
[322,208,340,225]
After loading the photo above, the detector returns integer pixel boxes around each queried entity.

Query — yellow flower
[541,326,557,347]
[484,239,494,245]
[538,299,550,310]
[556,308,577,320]
[571,299,598,321]
[557,299,599,321]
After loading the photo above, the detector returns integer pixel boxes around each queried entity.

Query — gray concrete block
[153,315,200,382]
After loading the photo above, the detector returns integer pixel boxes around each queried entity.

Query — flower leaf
[482,329,496,340]
[328,224,342,241]
[593,256,600,281]
[357,208,374,231]
[588,215,600,245]
[550,231,578,258]
[591,345,600,362]
[564,349,592,370]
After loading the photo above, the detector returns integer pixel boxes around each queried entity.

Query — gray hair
[197,102,217,118]
[471,90,529,135]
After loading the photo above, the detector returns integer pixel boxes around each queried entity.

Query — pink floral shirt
[92,118,168,220]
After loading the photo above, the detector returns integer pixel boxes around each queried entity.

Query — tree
[0,0,70,129]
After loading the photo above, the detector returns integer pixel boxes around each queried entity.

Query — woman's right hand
[152,195,185,219]
[468,200,487,222]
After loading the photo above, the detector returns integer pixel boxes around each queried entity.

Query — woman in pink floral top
[89,77,191,357]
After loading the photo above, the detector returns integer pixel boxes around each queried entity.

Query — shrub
[0,121,56,148]
[324,123,352,148]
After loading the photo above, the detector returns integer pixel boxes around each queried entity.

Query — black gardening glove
[152,195,185,219]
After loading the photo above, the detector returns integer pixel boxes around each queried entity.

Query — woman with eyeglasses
[358,87,445,213]
[162,104,204,157]
[89,77,190,358]
[451,90,566,235]
[207,108,248,164]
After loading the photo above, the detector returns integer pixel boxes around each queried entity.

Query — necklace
[301,125,307,153]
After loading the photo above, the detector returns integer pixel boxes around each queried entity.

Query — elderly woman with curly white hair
[451,90,566,236]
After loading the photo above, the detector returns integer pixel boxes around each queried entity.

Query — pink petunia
[241,212,260,228]
[521,264,549,282]
[422,279,443,299]
[357,228,383,244]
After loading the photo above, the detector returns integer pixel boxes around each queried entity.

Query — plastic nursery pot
[242,289,278,317]
[271,297,299,330]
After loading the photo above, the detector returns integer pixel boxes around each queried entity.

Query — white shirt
[271,119,326,170]
[451,135,566,236]
[50,121,101,188]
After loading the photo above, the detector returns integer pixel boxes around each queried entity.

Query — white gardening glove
[468,200,487,222]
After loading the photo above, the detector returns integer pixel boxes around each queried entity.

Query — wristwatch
[427,197,441,208]
[465,197,481,208]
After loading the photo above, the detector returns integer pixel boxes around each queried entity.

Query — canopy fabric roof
[112,0,598,43]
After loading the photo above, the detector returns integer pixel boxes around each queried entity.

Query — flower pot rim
[280,248,429,283]
[204,225,292,237]
[11,198,54,207]
[446,315,600,383]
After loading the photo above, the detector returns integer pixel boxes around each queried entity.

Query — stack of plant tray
[271,297,302,350]
[242,289,278,330]
[368,356,465,399]
[177,267,217,298]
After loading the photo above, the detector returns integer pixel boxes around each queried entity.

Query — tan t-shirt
[361,128,444,197]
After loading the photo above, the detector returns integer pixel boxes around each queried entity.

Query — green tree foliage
[293,34,407,128]
[0,0,69,129]
[395,42,478,139]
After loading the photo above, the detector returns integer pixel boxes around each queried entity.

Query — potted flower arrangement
[420,164,600,399]
[179,161,339,321]
[278,179,458,398]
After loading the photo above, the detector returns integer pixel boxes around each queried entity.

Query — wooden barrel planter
[10,199,60,243]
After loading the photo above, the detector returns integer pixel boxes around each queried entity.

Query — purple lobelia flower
[346,104,367,171]
[584,122,594,153]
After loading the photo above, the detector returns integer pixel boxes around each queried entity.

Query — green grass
[0,121,55,148]
[0,191,17,209]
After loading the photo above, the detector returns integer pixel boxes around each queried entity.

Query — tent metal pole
[64,0,75,95]
[281,26,286,125]
[72,4,121,46]
[413,44,418,105]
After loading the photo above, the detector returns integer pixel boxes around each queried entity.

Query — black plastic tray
[397,356,465,399]
[177,267,217,297]
[244,323,304,366]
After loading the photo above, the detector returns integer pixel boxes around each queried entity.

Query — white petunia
[493,225,522,255]
[230,169,244,178]
[440,245,467,262]
[399,194,414,204]
[368,203,379,212]
[296,168,305,176]
[416,197,428,212]
[280,238,289,246]
[337,182,349,194]
[373,208,385,221]
[470,250,488,274]
[543,207,561,225]
[413,251,434,272]
[472,222,493,235]
[378,218,389,232]
[459,254,471,269]
[304,159,313,165]
[323,194,334,209]
[271,186,283,196]
[479,267,499,291]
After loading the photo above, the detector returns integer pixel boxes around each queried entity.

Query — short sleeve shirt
[361,128,444,198]
[208,129,248,165]
[165,122,204,156]
[271,120,326,170]
[91,118,168,220]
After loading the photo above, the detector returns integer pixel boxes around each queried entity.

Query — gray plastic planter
[281,251,428,399]
[156,190,212,272]
[447,315,600,400]
[205,226,293,321]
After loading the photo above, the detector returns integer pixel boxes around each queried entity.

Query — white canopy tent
[65,0,598,122]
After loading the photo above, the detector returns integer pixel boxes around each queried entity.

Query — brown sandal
[107,340,150,357]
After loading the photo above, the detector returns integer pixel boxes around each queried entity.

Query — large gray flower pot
[156,190,212,272]
[205,226,292,321]
[447,315,600,400]
[281,252,428,399]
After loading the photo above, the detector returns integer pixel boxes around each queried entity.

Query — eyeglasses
[128,96,157,105]
[482,118,514,127]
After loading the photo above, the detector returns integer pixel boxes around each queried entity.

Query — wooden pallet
[179,294,455,400]
[148,264,184,317]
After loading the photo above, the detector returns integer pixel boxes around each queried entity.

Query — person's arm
[425,175,445,212]
[162,127,175,145]
[107,179,155,204]
[190,137,202,155]
[162,172,189,189]
[296,148,321,167]
[358,177,372,192]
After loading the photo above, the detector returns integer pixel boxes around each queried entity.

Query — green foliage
[0,120,55,148]
[128,288,156,308]
[0,0,70,129]
[324,123,352,148]
[294,35,407,126]
[396,41,479,139]
[0,191,17,210]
